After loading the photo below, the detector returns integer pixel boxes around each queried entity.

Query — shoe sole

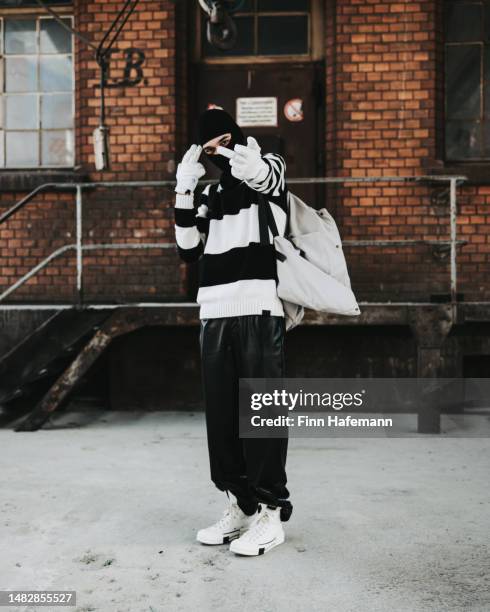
[229,532,285,556]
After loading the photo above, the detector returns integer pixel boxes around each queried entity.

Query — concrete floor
[1,410,490,612]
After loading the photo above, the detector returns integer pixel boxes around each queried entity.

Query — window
[0,15,74,168]
[201,0,311,60]
[444,1,490,161]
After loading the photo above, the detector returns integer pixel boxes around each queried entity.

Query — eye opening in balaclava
[197,108,245,173]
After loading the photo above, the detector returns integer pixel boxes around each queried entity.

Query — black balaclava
[198,109,245,183]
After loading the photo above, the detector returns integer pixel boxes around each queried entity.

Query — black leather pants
[199,313,293,522]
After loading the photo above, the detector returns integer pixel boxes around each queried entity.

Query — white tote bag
[259,193,361,320]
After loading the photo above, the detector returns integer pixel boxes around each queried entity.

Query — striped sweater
[174,153,288,319]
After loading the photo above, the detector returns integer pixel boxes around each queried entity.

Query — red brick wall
[457,186,490,301]
[326,0,490,302]
[76,0,176,180]
[0,192,77,302]
[0,0,185,304]
[1,0,488,305]
[76,0,183,302]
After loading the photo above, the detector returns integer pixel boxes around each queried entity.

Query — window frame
[0,8,75,170]
[193,0,324,64]
[443,0,490,163]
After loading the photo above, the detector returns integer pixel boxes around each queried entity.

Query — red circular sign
[284,98,304,122]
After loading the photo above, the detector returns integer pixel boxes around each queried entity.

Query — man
[173,108,292,556]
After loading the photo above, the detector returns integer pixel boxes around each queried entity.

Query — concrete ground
[1,410,489,612]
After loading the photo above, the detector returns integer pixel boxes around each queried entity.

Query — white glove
[229,137,269,183]
[175,144,206,194]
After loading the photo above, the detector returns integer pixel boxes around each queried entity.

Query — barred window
[201,0,311,59]
[0,14,74,168]
[445,0,490,161]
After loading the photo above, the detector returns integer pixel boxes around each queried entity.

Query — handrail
[0,243,176,303]
[0,175,467,226]
[1,244,75,302]
[0,183,77,225]
[0,175,468,311]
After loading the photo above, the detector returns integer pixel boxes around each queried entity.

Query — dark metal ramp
[9,307,185,431]
[0,309,113,427]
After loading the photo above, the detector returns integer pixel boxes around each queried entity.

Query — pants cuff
[236,498,259,516]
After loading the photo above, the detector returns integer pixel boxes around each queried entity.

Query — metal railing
[0,175,467,311]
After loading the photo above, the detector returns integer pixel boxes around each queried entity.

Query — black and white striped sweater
[174,153,288,319]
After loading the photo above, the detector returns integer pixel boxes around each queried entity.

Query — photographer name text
[250,414,393,428]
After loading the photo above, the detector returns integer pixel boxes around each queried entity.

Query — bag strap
[285,192,291,237]
[258,193,271,245]
[258,193,287,263]
[258,195,267,244]
[265,199,279,237]
[258,193,279,241]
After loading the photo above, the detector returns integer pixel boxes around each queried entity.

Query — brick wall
[457,186,490,301]
[0,192,77,302]
[75,0,177,181]
[0,0,488,306]
[0,0,185,304]
[326,0,490,302]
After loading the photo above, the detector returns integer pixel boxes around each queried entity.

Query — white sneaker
[229,505,285,556]
[196,494,260,545]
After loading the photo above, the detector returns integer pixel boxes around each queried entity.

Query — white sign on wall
[236,97,278,127]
